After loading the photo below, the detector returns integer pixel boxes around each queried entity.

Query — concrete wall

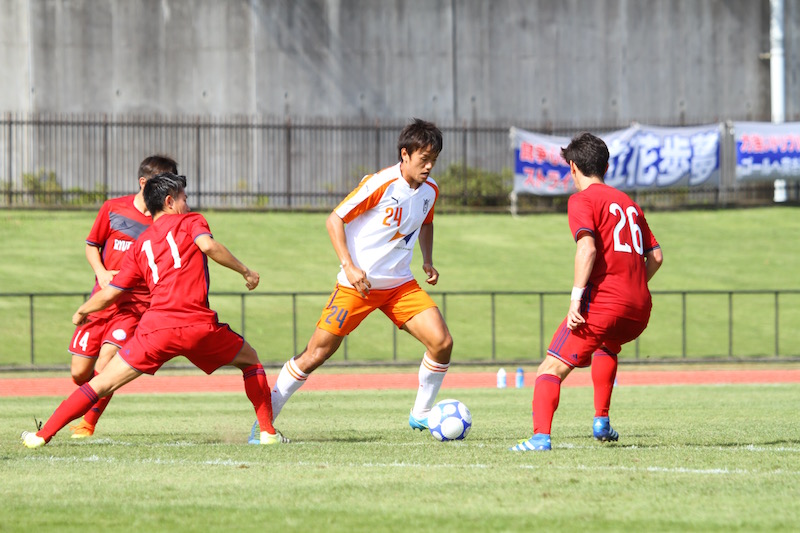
[0,0,791,125]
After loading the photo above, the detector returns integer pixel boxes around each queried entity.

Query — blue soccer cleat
[593,416,619,442]
[510,433,551,452]
[247,420,260,444]
[408,410,429,431]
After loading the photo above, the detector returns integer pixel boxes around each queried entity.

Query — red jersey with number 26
[110,212,218,333]
[568,183,660,320]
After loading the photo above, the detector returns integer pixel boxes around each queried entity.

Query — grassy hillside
[2,207,799,365]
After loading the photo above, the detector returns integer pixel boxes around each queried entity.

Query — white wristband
[570,286,585,301]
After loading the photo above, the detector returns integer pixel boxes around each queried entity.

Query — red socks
[242,364,276,434]
[592,349,618,417]
[532,374,562,435]
[38,383,99,441]
[73,370,112,427]
[84,394,113,426]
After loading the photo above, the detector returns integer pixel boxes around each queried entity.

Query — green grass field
[2,207,800,366]
[2,208,800,531]
[2,383,799,532]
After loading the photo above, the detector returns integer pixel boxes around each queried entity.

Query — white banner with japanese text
[734,122,800,181]
[511,124,721,195]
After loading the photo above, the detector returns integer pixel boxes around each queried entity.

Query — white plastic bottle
[496,368,507,388]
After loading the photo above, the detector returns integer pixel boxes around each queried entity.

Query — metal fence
[3,289,800,370]
[1,113,796,213]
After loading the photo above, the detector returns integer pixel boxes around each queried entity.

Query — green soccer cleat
[248,421,290,445]
[259,430,290,445]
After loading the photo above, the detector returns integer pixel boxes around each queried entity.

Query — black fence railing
[2,289,800,370]
[1,113,797,213]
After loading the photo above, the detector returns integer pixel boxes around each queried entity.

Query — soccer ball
[428,399,472,441]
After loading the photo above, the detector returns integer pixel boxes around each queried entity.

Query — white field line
[56,439,800,453]
[22,452,800,477]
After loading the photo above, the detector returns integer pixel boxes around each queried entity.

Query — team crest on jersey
[422,199,430,215]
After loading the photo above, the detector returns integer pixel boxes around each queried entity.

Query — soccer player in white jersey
[249,118,453,442]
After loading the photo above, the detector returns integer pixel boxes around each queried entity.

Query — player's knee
[429,333,453,360]
[71,371,92,386]
[234,342,260,367]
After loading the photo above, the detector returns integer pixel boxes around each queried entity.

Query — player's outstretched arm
[85,244,119,288]
[194,235,260,291]
[73,285,124,325]
[645,247,663,282]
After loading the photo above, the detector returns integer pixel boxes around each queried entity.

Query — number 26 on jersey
[609,203,644,255]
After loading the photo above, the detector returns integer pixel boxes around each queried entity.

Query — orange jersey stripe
[339,178,397,224]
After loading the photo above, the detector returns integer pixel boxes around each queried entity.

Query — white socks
[412,352,449,418]
[270,358,308,422]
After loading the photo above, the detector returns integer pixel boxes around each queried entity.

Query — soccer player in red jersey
[68,155,178,439]
[21,173,286,448]
[511,132,663,452]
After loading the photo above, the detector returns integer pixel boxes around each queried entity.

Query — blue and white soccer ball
[428,399,472,441]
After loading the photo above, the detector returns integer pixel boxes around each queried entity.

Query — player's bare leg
[70,354,96,386]
[402,307,453,428]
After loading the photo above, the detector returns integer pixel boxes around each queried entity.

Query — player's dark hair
[561,132,609,180]
[397,118,443,160]
[143,173,186,215]
[138,155,179,182]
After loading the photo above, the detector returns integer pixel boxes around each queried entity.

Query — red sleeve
[639,212,659,253]
[188,213,212,241]
[108,243,144,291]
[86,201,112,248]
[567,193,595,242]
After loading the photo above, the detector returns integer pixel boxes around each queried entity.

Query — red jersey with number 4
[110,212,218,333]
[567,183,660,320]
[85,194,152,319]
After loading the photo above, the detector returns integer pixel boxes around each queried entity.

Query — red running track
[1,368,799,397]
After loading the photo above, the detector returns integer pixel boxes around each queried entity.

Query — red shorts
[68,309,141,358]
[118,322,244,375]
[316,280,438,336]
[547,313,648,368]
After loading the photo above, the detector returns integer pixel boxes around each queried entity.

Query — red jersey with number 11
[567,183,660,320]
[110,212,218,333]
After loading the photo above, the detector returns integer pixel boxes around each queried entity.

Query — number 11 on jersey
[141,231,182,284]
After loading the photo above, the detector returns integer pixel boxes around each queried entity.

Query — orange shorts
[316,280,438,336]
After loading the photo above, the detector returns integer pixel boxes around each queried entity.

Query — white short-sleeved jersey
[334,162,438,290]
